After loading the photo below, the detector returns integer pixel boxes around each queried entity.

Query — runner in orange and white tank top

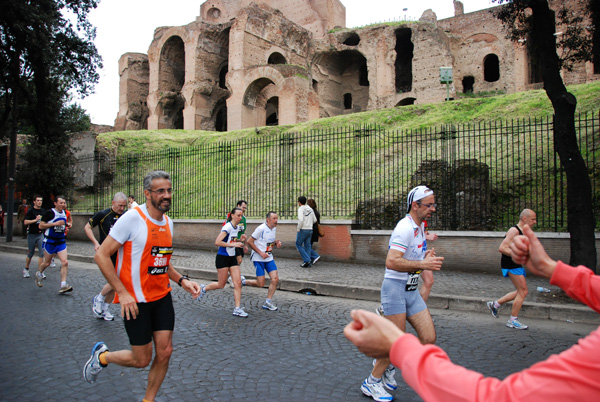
[83,171,201,402]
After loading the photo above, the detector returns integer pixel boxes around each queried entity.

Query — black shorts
[216,254,238,269]
[123,292,175,346]
[235,247,244,257]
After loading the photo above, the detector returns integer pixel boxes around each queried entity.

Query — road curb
[3,244,597,324]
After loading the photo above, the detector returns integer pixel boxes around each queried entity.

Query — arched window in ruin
[268,52,286,65]
[395,28,414,93]
[395,97,415,106]
[213,101,227,132]
[462,76,474,93]
[343,93,352,109]
[483,54,500,82]
[219,63,228,89]
[312,49,369,116]
[158,36,186,129]
[265,97,279,126]
[206,7,222,22]
[343,32,360,46]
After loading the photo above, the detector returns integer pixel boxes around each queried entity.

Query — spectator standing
[307,199,321,265]
[295,196,317,268]
[17,198,28,238]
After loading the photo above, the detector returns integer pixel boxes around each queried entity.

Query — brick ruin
[114,0,599,132]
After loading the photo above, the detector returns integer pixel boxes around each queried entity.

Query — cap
[406,185,434,213]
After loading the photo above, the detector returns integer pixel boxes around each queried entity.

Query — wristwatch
[178,275,190,287]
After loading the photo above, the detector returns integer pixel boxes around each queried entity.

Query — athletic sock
[494,301,501,308]
[97,293,106,303]
[510,315,518,321]
[142,399,153,402]
[266,298,272,303]
[61,281,67,287]
[367,374,381,384]
[99,351,108,366]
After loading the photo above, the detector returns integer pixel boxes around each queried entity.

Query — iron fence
[70,111,600,231]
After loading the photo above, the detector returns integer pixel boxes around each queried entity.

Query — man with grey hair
[83,170,201,402]
[487,208,537,330]
[361,185,444,402]
[84,192,128,321]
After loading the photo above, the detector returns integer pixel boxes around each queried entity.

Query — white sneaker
[262,300,278,311]
[382,367,398,391]
[23,268,30,278]
[233,307,248,317]
[102,304,114,321]
[228,275,246,288]
[228,276,234,288]
[50,258,56,268]
[361,379,393,401]
[92,295,104,318]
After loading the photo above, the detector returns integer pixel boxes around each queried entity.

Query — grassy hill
[96,81,600,156]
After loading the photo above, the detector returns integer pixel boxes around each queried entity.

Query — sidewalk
[3,237,598,324]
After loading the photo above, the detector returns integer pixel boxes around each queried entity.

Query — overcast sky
[79,0,496,126]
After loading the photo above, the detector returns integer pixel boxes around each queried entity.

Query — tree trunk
[531,0,597,271]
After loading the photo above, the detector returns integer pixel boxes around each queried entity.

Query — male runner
[35,195,72,293]
[84,192,128,321]
[243,211,282,311]
[487,208,537,329]
[361,185,444,402]
[83,170,201,402]
[23,195,45,278]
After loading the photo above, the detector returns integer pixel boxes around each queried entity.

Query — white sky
[79,0,496,125]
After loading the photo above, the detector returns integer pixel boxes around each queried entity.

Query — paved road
[1,253,596,401]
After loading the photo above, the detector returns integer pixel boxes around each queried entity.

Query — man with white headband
[360,185,444,402]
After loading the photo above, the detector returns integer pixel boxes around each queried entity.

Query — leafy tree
[0,0,101,211]
[493,0,597,271]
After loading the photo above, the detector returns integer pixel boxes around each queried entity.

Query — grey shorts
[27,234,44,259]
[381,277,428,317]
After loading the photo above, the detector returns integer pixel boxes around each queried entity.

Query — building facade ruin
[114,0,599,132]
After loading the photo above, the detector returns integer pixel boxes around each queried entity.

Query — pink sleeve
[390,262,600,402]
[550,261,600,313]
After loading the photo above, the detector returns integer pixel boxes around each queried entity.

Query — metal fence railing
[69,111,600,232]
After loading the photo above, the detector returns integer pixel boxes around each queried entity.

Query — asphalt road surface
[1,253,595,401]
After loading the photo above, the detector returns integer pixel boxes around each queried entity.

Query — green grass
[97,81,600,156]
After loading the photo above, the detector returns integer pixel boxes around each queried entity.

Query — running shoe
[41,272,47,279]
[262,300,278,311]
[92,295,104,318]
[300,262,311,268]
[360,379,393,402]
[35,271,44,287]
[23,268,30,278]
[487,301,499,318]
[101,305,114,321]
[59,283,73,293]
[382,367,398,391]
[228,275,246,288]
[83,342,109,383]
[233,307,248,317]
[506,318,528,330]
[376,305,384,316]
[311,256,320,264]
[50,258,56,268]
[197,284,206,301]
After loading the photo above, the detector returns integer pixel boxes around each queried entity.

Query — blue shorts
[502,267,526,277]
[43,241,67,255]
[381,277,427,317]
[253,260,277,277]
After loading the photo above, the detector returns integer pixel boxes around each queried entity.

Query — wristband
[178,275,189,287]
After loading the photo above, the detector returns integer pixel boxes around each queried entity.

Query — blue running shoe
[361,379,393,401]
[83,342,108,383]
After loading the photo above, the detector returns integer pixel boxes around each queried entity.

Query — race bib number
[265,241,275,253]
[148,246,173,275]
[54,224,66,233]
[405,270,422,291]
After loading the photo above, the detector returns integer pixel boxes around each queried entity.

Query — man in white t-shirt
[360,185,444,402]
[244,211,282,311]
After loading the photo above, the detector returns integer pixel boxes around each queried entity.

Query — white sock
[61,281,67,287]
[97,293,106,303]
[510,315,518,321]
[494,301,501,308]
[103,302,110,311]
[368,374,381,384]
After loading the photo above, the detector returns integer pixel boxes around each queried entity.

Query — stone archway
[157,35,185,129]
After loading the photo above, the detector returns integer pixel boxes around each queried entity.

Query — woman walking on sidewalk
[197,207,248,317]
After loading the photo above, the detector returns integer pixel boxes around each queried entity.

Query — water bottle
[537,286,551,293]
